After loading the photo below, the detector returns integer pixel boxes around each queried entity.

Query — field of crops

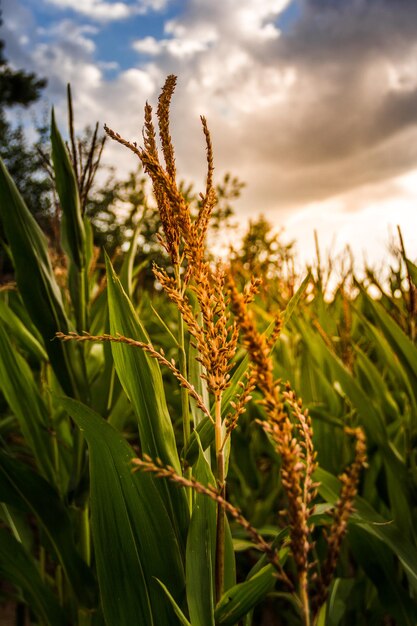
[0,77,416,626]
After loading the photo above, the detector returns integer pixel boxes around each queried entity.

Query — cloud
[284,168,417,271]
[132,0,417,216]
[133,34,215,58]
[3,0,417,265]
[42,0,169,22]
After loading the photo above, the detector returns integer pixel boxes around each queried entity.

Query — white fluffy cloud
[43,0,169,22]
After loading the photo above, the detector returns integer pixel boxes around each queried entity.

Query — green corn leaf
[106,254,180,468]
[51,109,88,332]
[354,345,399,421]
[405,257,417,288]
[317,335,407,477]
[283,271,311,325]
[361,289,417,381]
[186,442,216,626]
[0,325,55,483]
[0,298,48,361]
[320,349,411,525]
[316,467,417,593]
[0,156,85,398]
[214,564,276,625]
[182,416,212,466]
[0,527,67,626]
[51,108,85,271]
[119,219,142,297]
[223,518,237,593]
[105,254,188,544]
[156,579,192,626]
[60,396,186,626]
[349,525,417,626]
[0,450,97,608]
[353,305,417,414]
[325,579,355,626]
[84,215,94,275]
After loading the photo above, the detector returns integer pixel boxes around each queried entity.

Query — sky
[3,0,417,269]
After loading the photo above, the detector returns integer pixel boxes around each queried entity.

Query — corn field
[0,76,416,626]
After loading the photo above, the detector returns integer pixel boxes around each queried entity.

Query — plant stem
[299,574,311,626]
[78,504,92,626]
[73,428,85,490]
[56,564,63,606]
[174,264,192,510]
[39,546,46,583]
[78,266,87,332]
[215,392,225,603]
[80,503,91,566]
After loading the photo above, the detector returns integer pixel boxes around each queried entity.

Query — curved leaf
[0,450,96,608]
[106,255,188,544]
[0,325,54,483]
[316,467,417,593]
[349,525,417,626]
[0,156,85,397]
[60,396,186,626]
[186,444,216,626]
[214,564,276,625]
[51,108,85,271]
[0,527,67,626]
[0,297,47,361]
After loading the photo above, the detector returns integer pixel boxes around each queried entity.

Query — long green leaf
[316,467,417,593]
[0,450,96,608]
[51,109,88,333]
[60,396,186,626]
[106,255,180,468]
[317,335,407,477]
[349,525,417,625]
[362,290,417,380]
[283,271,311,326]
[51,108,85,271]
[0,297,47,361]
[0,527,67,626]
[156,579,192,626]
[0,325,55,483]
[214,564,276,625]
[186,444,216,626]
[0,156,84,397]
[105,255,188,544]
[405,257,417,289]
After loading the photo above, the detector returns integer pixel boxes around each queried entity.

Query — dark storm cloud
[222,0,417,209]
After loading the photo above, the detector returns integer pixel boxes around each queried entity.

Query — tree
[0,25,52,278]
[0,30,50,215]
[231,214,297,303]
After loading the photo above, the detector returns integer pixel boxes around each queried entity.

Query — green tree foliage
[0,30,52,277]
[235,214,295,278]
[0,35,50,215]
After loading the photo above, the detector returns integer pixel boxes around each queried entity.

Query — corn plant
[0,76,416,626]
